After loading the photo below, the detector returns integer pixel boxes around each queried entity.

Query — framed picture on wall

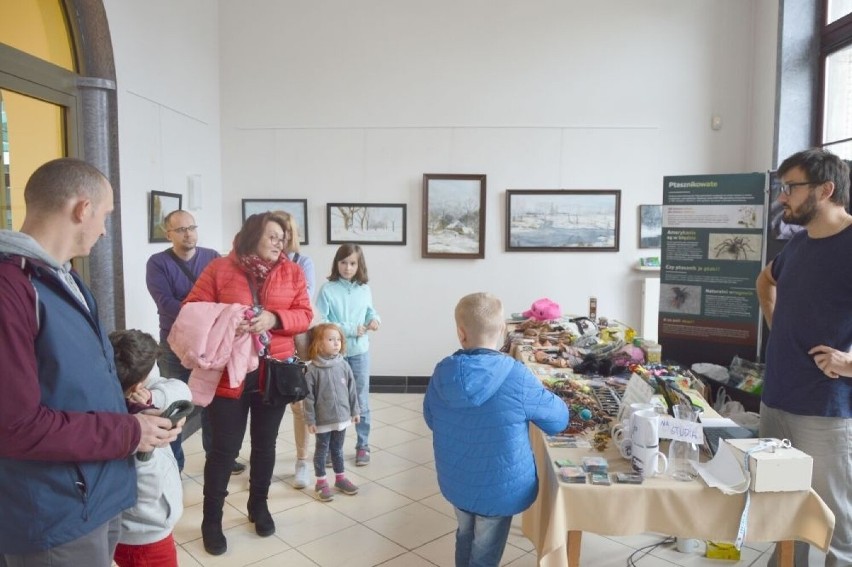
[149,190,182,243]
[506,189,621,252]
[638,204,662,248]
[422,174,486,259]
[326,203,407,245]
[241,199,309,245]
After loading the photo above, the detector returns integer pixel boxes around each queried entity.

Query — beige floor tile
[371,405,422,425]
[272,500,357,547]
[376,551,438,566]
[364,501,456,549]
[507,518,536,553]
[382,436,435,465]
[375,465,441,501]
[225,479,315,515]
[393,416,432,436]
[419,492,455,518]
[368,424,423,450]
[176,544,204,566]
[341,449,419,482]
[247,548,321,566]
[297,524,406,567]
[182,525,292,567]
[412,532,455,566]
[504,552,541,566]
[324,480,415,523]
[182,475,204,507]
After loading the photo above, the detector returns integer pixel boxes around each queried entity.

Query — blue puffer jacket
[424,348,569,516]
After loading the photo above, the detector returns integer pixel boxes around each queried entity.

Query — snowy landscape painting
[242,199,308,245]
[422,174,486,259]
[506,190,621,251]
[326,203,406,245]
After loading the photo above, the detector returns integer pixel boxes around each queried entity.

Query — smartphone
[160,400,195,427]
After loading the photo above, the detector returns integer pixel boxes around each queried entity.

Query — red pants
[114,533,178,567]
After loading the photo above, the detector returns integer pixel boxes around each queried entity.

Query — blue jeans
[345,352,370,450]
[157,342,212,470]
[313,429,346,476]
[453,507,512,567]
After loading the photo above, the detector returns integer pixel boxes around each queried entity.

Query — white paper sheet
[692,442,750,495]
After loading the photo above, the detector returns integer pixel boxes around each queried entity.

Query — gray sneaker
[355,449,370,466]
[334,477,359,495]
[293,459,310,489]
[315,483,334,502]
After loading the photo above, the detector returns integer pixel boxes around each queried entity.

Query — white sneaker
[293,459,310,489]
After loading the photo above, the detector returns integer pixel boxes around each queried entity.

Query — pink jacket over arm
[168,302,259,406]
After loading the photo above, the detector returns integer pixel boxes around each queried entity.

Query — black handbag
[261,354,308,405]
[245,272,309,404]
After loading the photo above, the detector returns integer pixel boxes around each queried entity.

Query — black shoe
[247,496,276,537]
[231,461,246,475]
[201,520,227,555]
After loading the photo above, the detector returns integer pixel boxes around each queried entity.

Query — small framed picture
[506,190,621,252]
[639,204,662,248]
[326,203,407,245]
[149,190,182,243]
[422,174,486,259]
[241,199,309,245]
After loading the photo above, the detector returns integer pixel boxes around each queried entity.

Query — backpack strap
[166,249,197,283]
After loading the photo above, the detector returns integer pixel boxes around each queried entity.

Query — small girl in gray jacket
[304,323,361,501]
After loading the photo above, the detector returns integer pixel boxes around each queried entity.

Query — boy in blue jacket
[424,292,569,567]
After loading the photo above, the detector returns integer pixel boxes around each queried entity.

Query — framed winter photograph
[326,203,407,245]
[241,199,309,245]
[149,190,182,243]
[506,189,621,252]
[638,204,662,248]
[422,174,486,259]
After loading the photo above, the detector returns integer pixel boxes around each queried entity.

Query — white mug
[631,409,661,448]
[617,438,633,460]
[614,402,655,432]
[631,444,668,478]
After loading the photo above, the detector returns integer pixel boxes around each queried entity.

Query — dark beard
[782,193,818,226]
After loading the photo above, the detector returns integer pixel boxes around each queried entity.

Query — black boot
[201,497,227,555]
[247,494,275,537]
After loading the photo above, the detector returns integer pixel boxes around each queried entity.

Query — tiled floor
[172,393,826,566]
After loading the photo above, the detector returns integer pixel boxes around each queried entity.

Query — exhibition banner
[658,173,766,366]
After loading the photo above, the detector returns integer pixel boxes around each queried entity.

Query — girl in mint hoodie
[315,244,380,466]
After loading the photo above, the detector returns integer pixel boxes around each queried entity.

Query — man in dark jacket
[0,158,180,565]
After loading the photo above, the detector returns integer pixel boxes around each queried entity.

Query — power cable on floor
[625,536,676,566]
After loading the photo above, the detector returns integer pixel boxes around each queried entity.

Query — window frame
[818,5,852,152]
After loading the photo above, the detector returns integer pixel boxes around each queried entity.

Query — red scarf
[237,254,280,287]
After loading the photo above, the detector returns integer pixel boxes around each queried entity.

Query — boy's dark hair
[328,243,368,284]
[778,148,850,209]
[109,329,159,393]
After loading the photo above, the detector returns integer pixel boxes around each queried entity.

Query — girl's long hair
[328,243,368,284]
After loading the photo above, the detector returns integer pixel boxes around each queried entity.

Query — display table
[521,411,835,567]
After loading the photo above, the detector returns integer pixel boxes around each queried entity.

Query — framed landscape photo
[639,204,662,248]
[241,199,308,245]
[149,190,182,243]
[506,189,621,252]
[422,174,486,259]
[326,203,407,245]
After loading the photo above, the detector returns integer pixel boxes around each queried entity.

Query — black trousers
[203,371,287,502]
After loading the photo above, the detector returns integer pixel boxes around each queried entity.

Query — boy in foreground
[424,292,569,567]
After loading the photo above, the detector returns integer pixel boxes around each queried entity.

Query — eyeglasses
[167,225,198,235]
[266,233,287,245]
[779,181,822,196]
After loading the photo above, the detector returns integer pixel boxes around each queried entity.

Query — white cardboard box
[724,438,813,492]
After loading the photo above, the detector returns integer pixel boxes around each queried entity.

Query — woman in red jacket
[184,212,312,555]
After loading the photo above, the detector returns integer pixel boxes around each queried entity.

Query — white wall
[217,0,779,377]
[102,0,224,340]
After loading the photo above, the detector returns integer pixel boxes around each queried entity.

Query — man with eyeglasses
[756,148,852,567]
[145,211,245,474]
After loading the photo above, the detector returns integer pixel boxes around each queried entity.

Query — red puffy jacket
[185,252,313,399]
